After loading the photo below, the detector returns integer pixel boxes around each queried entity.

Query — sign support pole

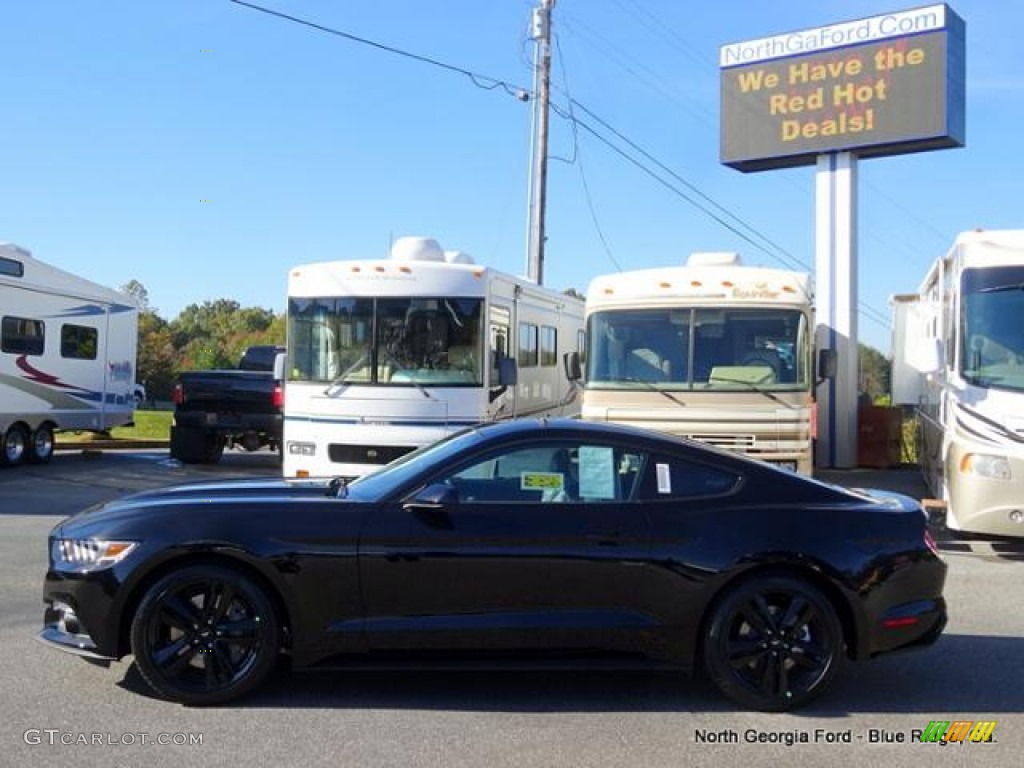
[814,151,859,469]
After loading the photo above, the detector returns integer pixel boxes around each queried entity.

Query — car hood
[53,477,344,537]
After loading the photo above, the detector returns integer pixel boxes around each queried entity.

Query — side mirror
[404,483,457,509]
[498,356,518,387]
[919,338,943,373]
[273,351,287,381]
[816,348,837,381]
[326,476,348,499]
[403,483,457,528]
[563,351,582,381]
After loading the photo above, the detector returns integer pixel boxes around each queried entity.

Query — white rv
[283,237,585,478]
[0,243,139,466]
[582,253,819,474]
[891,229,1024,537]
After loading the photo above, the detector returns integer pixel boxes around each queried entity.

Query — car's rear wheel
[130,565,280,705]
[703,575,843,712]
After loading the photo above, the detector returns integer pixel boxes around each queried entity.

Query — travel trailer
[283,236,585,478]
[891,229,1024,537]
[0,243,139,466]
[583,252,820,474]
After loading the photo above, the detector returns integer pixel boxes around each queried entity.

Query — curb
[55,441,170,452]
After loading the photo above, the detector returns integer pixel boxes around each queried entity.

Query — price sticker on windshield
[521,472,564,491]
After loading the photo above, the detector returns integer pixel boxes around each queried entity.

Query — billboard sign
[720,4,965,172]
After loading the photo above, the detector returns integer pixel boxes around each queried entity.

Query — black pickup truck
[169,345,284,464]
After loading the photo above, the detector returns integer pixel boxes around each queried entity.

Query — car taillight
[272,383,284,409]
[172,383,183,405]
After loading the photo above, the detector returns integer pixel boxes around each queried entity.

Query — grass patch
[59,410,172,442]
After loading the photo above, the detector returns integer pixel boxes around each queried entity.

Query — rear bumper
[175,410,282,436]
[869,596,947,658]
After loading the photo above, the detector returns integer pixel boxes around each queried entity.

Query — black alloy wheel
[130,565,280,705]
[703,575,843,712]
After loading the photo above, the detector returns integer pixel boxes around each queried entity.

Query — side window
[540,325,557,366]
[518,322,538,368]
[438,443,645,504]
[2,316,45,356]
[635,454,739,501]
[61,324,98,360]
[489,305,511,381]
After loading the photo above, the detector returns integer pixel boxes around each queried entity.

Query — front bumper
[37,599,116,664]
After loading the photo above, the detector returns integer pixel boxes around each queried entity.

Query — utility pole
[525,0,555,285]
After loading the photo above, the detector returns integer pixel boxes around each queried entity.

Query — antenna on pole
[525,0,555,286]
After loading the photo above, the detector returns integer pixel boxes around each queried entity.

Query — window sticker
[578,445,615,499]
[656,463,672,494]
[521,472,563,491]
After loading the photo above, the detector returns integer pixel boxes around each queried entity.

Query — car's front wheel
[703,575,843,712]
[130,564,280,705]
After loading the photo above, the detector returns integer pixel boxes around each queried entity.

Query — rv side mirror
[564,351,582,381]
[919,338,943,373]
[273,351,287,381]
[816,348,837,381]
[498,356,518,387]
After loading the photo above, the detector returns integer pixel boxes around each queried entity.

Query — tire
[1,424,30,467]
[204,436,226,463]
[27,424,55,464]
[703,575,843,712]
[130,564,281,706]
[170,426,211,464]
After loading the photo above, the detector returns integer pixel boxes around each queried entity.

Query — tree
[137,311,178,401]
[858,343,891,403]
[120,279,152,313]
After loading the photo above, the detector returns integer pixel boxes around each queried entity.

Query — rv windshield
[960,266,1024,392]
[586,307,810,391]
[288,296,484,386]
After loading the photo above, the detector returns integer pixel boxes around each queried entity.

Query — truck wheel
[1,424,30,467]
[205,436,226,463]
[27,424,55,464]
[170,426,210,464]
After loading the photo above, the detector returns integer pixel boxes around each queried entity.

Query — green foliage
[124,281,286,399]
[110,411,173,440]
[858,342,891,401]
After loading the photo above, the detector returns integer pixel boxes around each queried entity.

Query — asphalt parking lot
[2,447,1022,767]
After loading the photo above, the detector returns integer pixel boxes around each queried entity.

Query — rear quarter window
[635,454,740,500]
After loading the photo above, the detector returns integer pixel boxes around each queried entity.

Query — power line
[228,0,529,100]
[229,0,893,330]
[552,33,623,273]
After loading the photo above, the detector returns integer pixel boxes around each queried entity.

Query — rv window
[61,324,98,360]
[541,325,557,367]
[519,323,539,368]
[0,257,24,277]
[2,316,45,356]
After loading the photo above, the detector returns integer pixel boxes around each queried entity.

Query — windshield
[960,266,1024,392]
[288,296,485,386]
[345,425,486,500]
[585,307,810,391]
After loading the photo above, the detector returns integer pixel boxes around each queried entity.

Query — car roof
[471,417,722,455]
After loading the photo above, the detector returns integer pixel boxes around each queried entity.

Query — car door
[357,438,653,653]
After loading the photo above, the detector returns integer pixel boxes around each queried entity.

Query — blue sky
[2,1,1021,353]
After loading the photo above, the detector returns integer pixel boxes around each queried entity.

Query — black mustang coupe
[39,418,946,710]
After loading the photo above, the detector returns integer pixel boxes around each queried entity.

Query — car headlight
[52,539,138,571]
